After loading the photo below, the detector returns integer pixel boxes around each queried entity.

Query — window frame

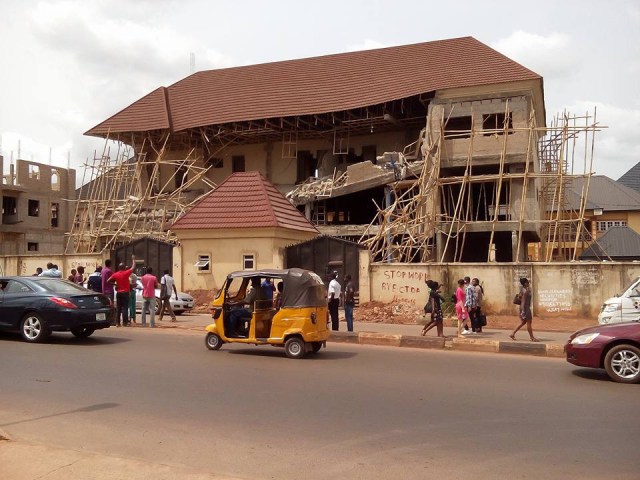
[28,199,40,217]
[194,253,211,272]
[242,253,255,270]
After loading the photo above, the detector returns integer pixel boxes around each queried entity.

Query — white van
[598,277,640,324]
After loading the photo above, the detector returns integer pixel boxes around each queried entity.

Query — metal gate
[111,237,174,278]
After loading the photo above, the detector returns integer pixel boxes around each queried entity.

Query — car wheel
[284,337,306,359]
[155,298,161,315]
[174,311,184,316]
[70,327,95,338]
[310,341,323,353]
[205,332,223,350]
[21,313,50,343]
[604,344,640,384]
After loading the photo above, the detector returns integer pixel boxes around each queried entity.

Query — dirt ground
[186,292,594,333]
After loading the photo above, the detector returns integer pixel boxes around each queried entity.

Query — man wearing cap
[328,271,341,331]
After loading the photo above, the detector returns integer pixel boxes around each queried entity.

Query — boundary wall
[370,262,640,320]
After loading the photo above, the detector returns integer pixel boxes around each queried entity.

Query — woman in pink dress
[455,278,470,335]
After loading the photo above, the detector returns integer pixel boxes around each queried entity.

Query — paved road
[1,328,638,479]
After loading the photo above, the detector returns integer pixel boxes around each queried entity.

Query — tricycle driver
[228,277,265,337]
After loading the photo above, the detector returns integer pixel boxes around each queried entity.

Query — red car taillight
[48,297,78,309]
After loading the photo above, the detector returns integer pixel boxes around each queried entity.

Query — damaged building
[75,36,595,264]
[1,156,75,255]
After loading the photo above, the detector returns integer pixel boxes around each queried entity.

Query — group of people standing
[35,257,179,329]
[327,271,356,332]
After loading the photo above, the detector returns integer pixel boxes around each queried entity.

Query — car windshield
[37,279,90,294]
[623,277,640,297]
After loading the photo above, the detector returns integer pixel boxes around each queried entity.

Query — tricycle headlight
[571,333,600,345]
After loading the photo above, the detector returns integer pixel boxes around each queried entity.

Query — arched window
[51,169,60,191]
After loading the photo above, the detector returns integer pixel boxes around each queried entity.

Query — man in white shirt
[327,271,341,331]
[159,270,178,322]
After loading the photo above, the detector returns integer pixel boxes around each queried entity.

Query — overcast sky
[1,0,638,185]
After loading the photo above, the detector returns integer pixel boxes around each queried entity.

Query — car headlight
[602,303,620,313]
[571,333,600,345]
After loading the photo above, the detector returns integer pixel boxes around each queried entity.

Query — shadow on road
[570,368,613,383]
[0,331,132,346]
[1,402,120,428]
[225,348,357,360]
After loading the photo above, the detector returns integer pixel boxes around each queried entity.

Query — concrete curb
[327,331,564,358]
[151,323,566,359]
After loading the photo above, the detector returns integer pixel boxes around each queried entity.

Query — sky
[1,0,639,186]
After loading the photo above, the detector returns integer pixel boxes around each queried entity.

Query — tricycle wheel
[284,337,306,359]
[310,342,323,353]
[205,332,223,350]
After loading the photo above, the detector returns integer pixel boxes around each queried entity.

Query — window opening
[28,199,40,217]
[28,164,40,180]
[232,155,245,173]
[51,169,60,191]
[51,203,59,227]
[2,196,17,215]
[27,242,39,251]
[482,113,513,135]
[444,116,472,139]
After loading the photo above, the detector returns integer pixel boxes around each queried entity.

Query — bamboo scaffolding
[66,132,216,253]
[360,105,603,263]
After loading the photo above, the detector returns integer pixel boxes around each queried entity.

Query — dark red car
[566,321,640,384]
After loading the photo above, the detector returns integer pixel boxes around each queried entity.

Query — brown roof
[170,172,319,233]
[86,37,541,136]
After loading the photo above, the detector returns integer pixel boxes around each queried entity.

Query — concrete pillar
[358,248,371,304]
[512,231,518,262]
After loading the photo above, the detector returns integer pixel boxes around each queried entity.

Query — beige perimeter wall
[0,254,105,278]
[370,262,640,321]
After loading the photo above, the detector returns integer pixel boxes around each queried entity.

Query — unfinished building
[1,156,75,255]
[74,37,597,263]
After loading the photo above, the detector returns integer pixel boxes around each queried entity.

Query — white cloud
[556,101,640,179]
[346,39,387,52]
[492,31,576,78]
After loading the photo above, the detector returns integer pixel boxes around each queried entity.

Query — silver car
[134,280,195,315]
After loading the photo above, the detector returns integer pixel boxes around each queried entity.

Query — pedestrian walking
[510,277,539,342]
[421,280,446,337]
[327,271,341,331]
[455,279,470,335]
[159,270,178,322]
[87,266,103,292]
[107,254,136,327]
[140,267,159,327]
[343,274,356,332]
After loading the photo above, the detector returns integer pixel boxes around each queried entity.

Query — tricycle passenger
[228,277,265,336]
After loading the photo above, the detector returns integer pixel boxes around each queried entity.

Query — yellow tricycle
[205,268,329,359]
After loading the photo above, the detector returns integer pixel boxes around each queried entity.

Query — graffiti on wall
[537,288,572,313]
[379,269,426,305]
[570,268,600,286]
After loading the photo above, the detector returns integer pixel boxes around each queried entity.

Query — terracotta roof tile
[170,172,319,233]
[86,37,541,136]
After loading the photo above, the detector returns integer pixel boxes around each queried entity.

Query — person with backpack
[421,280,446,337]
